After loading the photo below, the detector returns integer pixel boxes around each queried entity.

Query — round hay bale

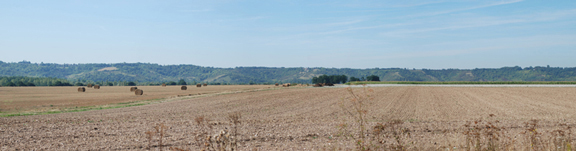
[78,87,86,92]
[196,84,202,87]
[313,83,323,87]
[87,84,93,88]
[94,85,100,89]
[130,87,138,92]
[203,83,207,86]
[135,89,143,95]
[275,83,279,86]
[181,86,187,90]
[162,84,166,87]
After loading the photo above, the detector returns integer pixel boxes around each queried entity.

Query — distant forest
[1,60,576,85]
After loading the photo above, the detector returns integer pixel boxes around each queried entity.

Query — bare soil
[1,87,576,150]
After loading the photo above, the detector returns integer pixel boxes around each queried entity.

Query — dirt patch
[97,67,118,71]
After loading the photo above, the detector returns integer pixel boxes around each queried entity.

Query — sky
[0,0,575,69]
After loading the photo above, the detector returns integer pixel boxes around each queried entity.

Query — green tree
[16,81,26,86]
[127,81,136,86]
[366,75,380,81]
[177,79,187,85]
[350,76,360,82]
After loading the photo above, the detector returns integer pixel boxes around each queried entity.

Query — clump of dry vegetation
[146,123,167,151]
[461,118,514,151]
[338,86,373,150]
[168,113,242,151]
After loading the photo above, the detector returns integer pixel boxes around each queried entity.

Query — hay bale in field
[324,83,334,86]
[78,87,86,92]
[282,83,290,87]
[313,83,323,87]
[275,83,279,86]
[87,84,93,88]
[181,85,187,90]
[203,83,207,86]
[135,89,143,95]
[196,84,202,87]
[162,84,166,87]
[130,87,138,92]
[94,85,100,89]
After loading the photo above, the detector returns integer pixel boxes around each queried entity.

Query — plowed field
[1,87,576,150]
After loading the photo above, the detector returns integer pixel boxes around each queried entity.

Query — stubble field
[0,85,272,115]
[1,86,576,150]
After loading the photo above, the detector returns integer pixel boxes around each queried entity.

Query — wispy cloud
[323,20,364,26]
[380,9,576,36]
[216,16,267,22]
[177,9,212,13]
[406,0,524,17]
[372,34,576,59]
[319,23,416,35]
[390,0,447,8]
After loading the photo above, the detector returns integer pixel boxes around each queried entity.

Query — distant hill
[1,61,576,84]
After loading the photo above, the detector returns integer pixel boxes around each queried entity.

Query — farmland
[1,86,576,150]
[0,85,272,115]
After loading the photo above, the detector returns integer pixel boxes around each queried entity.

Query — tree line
[3,61,576,83]
[311,75,380,84]
[0,76,73,86]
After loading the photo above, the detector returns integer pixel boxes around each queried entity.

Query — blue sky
[1,0,575,69]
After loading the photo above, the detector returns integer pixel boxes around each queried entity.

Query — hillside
[1,61,576,84]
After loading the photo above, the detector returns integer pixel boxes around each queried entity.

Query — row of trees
[0,76,73,86]
[311,74,382,84]
[312,75,348,84]
[349,75,380,82]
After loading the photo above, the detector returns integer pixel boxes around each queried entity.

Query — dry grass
[1,87,576,150]
[0,85,273,114]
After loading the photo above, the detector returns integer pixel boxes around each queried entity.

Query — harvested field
[1,87,576,150]
[0,85,271,114]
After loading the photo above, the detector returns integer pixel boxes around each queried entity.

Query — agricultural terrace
[1,86,576,150]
